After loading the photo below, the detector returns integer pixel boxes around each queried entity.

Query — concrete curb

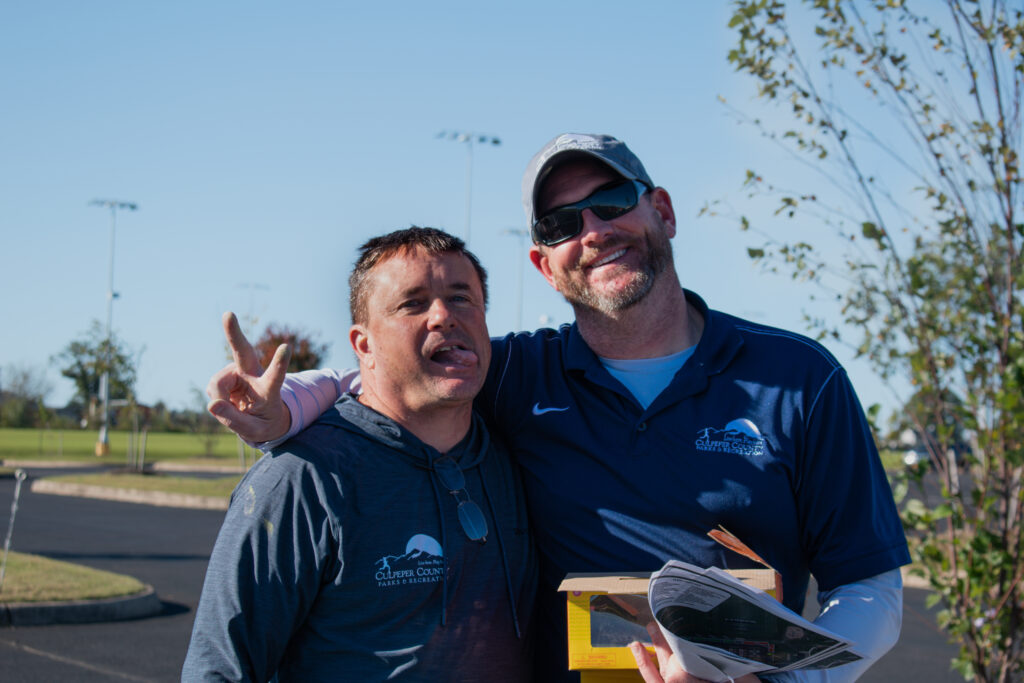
[1,459,248,474]
[30,479,229,511]
[0,459,103,469]
[0,585,162,626]
[150,461,247,474]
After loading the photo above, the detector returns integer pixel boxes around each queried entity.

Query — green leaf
[904,498,928,517]
[861,221,882,240]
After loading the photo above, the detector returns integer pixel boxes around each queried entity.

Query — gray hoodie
[183,394,537,682]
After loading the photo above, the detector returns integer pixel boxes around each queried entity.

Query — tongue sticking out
[432,347,476,367]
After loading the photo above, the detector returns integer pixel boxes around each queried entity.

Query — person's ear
[648,187,676,238]
[349,325,374,369]
[529,244,559,291]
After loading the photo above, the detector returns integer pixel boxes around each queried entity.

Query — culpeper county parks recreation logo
[375,534,446,588]
[695,418,766,457]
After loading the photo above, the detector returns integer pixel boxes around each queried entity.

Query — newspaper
[647,560,862,682]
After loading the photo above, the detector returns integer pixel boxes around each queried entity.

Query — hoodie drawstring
[428,448,521,639]
[427,456,450,628]
[478,469,522,639]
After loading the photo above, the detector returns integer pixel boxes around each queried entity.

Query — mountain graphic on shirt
[695,419,766,456]
[375,533,445,581]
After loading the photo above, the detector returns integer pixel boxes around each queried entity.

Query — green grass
[45,472,241,499]
[0,551,145,603]
[0,427,248,464]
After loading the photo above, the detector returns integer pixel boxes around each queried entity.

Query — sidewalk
[29,478,228,510]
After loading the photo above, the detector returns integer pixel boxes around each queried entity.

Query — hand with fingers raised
[206,311,293,444]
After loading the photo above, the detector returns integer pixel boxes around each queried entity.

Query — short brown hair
[348,226,489,325]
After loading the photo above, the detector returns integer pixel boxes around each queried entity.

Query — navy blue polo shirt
[478,290,910,680]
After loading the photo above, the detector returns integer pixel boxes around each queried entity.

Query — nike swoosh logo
[532,402,570,416]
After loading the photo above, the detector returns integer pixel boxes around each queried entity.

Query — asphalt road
[0,469,964,682]
[1,470,223,682]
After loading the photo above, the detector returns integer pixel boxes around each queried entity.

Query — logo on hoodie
[375,534,446,588]
[695,419,766,457]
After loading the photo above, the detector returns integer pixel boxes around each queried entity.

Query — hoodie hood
[315,393,490,470]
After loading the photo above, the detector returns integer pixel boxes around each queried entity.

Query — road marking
[0,638,155,682]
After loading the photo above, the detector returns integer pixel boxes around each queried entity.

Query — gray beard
[556,226,674,314]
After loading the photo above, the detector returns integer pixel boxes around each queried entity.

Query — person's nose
[578,208,616,247]
[427,299,456,329]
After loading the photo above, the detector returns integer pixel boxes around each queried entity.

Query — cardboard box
[558,569,779,683]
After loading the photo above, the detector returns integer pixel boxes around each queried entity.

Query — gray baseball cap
[521,133,654,225]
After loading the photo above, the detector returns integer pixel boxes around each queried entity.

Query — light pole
[437,130,500,244]
[501,228,530,331]
[89,199,138,456]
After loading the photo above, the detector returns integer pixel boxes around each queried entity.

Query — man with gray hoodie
[182,227,536,682]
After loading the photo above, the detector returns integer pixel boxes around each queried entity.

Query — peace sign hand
[206,311,292,444]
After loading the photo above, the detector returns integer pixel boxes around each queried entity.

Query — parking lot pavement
[1,474,224,681]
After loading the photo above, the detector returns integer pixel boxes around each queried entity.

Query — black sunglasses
[532,178,651,247]
[433,455,488,543]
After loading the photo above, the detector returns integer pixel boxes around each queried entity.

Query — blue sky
[1,1,895,414]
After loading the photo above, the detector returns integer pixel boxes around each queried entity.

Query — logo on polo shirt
[375,533,445,588]
[695,419,766,457]
[532,402,569,416]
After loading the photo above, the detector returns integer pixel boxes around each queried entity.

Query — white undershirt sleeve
[256,367,356,450]
[760,568,903,682]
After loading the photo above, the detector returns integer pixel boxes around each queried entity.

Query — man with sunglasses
[184,227,536,682]
[207,134,909,682]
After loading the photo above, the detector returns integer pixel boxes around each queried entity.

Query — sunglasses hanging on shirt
[433,455,488,543]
